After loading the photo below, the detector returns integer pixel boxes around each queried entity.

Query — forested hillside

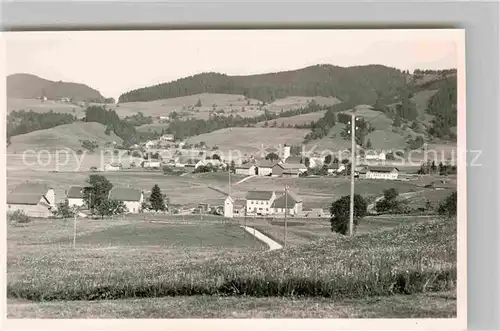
[118,64,408,105]
[7,73,111,103]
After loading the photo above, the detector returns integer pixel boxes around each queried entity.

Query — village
[7,132,414,221]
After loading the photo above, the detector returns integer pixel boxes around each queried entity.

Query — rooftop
[7,183,51,205]
[246,190,275,201]
[67,186,89,199]
[108,188,143,201]
[272,191,302,208]
[367,166,399,173]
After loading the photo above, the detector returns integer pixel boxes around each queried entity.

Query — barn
[7,183,56,218]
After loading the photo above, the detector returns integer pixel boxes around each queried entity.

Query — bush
[330,194,367,235]
[8,210,31,224]
[438,191,457,217]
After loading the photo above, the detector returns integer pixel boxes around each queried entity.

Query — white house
[108,188,144,213]
[160,134,174,142]
[271,190,303,216]
[282,145,291,160]
[224,196,234,218]
[255,159,277,176]
[246,191,276,216]
[235,163,257,176]
[7,183,55,218]
[308,157,324,169]
[145,140,158,149]
[365,166,399,180]
[67,186,86,208]
[365,151,387,161]
[104,162,122,171]
[142,160,161,168]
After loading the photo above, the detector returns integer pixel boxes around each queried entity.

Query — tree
[104,126,112,135]
[376,188,400,213]
[53,199,77,219]
[95,199,127,218]
[366,138,372,149]
[265,152,280,162]
[83,175,113,212]
[329,194,367,235]
[149,184,166,212]
[438,191,457,217]
[324,154,333,165]
[230,160,236,173]
[304,157,310,168]
[212,154,221,161]
[393,114,402,127]
[430,161,437,174]
[195,98,202,107]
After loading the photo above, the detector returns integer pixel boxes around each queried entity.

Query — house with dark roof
[271,190,303,216]
[235,163,257,176]
[7,183,55,218]
[245,190,276,215]
[272,163,308,177]
[365,166,399,180]
[255,159,279,176]
[66,186,88,208]
[108,187,144,213]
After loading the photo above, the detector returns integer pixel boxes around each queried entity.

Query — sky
[5,29,461,101]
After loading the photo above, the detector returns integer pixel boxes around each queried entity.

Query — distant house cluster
[7,182,146,218]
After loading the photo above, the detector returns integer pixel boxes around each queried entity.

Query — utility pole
[72,211,77,249]
[349,113,357,237]
[284,185,288,248]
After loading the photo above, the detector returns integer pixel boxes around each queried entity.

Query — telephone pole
[284,184,288,248]
[349,113,357,237]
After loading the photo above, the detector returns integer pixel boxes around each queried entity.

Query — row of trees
[417,160,457,175]
[330,189,457,235]
[7,110,77,137]
[84,106,139,146]
[118,66,408,104]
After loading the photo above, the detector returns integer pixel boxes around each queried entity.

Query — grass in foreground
[7,291,456,318]
[7,217,456,302]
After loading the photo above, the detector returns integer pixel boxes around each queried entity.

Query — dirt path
[241,226,282,251]
[234,175,256,185]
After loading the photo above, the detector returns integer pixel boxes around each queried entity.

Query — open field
[7,216,456,316]
[7,122,123,153]
[256,110,327,127]
[8,291,456,318]
[185,127,310,155]
[7,98,88,117]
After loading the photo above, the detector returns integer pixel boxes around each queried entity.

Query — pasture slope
[7,214,456,318]
[7,122,123,153]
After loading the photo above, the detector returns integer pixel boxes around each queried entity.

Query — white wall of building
[68,198,85,208]
[365,170,398,180]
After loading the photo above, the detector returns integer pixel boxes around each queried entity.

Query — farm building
[308,157,324,169]
[271,190,303,216]
[223,196,234,218]
[365,166,399,180]
[233,199,246,216]
[365,151,387,161]
[7,183,55,218]
[160,134,174,142]
[235,163,257,176]
[144,140,158,149]
[66,186,87,207]
[246,191,276,216]
[104,162,122,171]
[255,159,278,176]
[108,187,144,213]
[273,163,308,177]
[142,160,161,168]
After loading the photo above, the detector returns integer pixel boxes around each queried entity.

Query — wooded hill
[118,64,408,105]
[7,73,112,103]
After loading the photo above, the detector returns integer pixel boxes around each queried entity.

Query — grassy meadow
[7,215,456,318]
